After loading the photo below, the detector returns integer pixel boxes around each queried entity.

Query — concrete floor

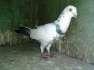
[0,45,94,70]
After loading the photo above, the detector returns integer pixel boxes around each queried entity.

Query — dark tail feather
[15,27,30,36]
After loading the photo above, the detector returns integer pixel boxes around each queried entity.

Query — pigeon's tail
[15,27,31,36]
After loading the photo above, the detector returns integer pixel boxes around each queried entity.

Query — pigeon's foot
[41,52,56,59]
[41,53,49,58]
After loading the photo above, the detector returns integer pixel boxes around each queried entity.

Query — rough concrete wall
[77,0,94,63]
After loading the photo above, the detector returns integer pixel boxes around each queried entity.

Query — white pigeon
[15,5,77,58]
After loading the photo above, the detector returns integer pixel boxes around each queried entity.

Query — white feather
[29,5,77,55]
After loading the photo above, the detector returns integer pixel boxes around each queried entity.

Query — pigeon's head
[63,5,77,18]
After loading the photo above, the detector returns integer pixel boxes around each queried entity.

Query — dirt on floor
[0,45,94,70]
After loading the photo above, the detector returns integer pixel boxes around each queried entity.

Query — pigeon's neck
[55,13,72,33]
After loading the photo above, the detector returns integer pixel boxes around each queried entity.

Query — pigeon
[15,5,77,58]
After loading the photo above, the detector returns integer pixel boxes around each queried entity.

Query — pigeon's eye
[69,8,72,12]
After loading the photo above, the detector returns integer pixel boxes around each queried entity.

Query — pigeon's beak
[74,13,77,18]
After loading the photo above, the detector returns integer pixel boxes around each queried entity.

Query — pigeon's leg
[46,43,52,57]
[40,43,47,58]
[40,46,45,55]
